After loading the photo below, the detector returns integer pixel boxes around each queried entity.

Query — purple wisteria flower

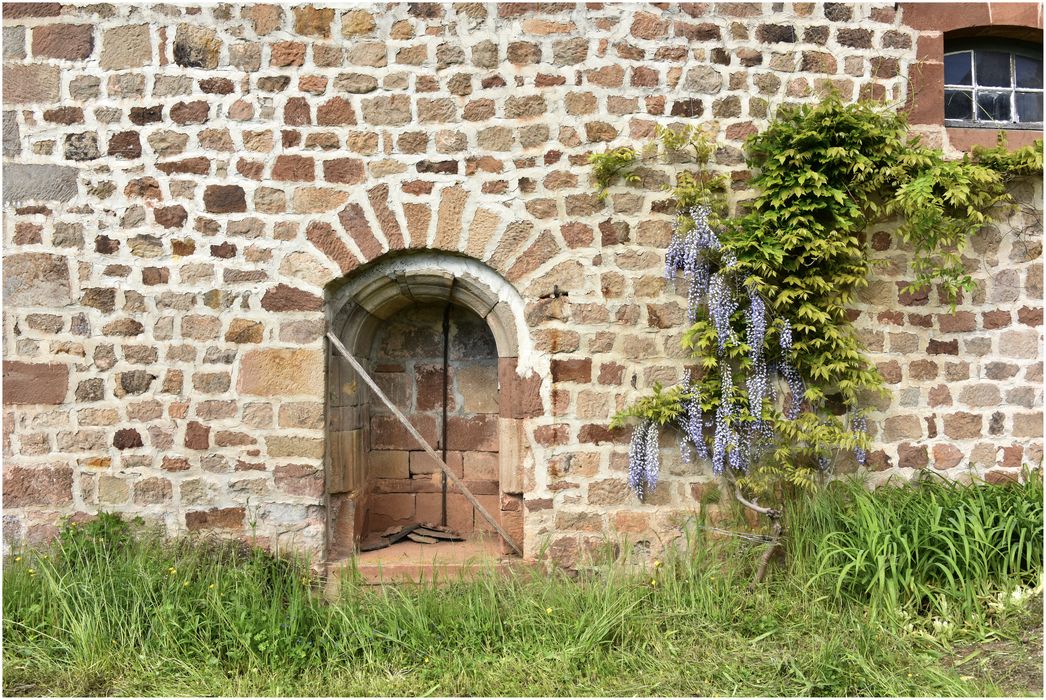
[679,369,709,464]
[851,414,868,466]
[628,420,661,499]
[779,319,804,419]
[708,273,737,350]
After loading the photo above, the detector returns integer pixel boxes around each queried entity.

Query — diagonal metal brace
[327,331,522,556]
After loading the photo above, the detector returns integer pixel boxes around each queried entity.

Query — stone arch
[323,250,543,561]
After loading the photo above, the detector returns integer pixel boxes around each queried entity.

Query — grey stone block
[2,163,79,203]
[2,112,18,157]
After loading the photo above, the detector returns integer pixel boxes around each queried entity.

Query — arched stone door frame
[323,251,543,561]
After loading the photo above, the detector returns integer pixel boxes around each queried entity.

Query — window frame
[943,38,1043,130]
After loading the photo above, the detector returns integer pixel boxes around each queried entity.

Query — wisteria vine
[624,204,869,500]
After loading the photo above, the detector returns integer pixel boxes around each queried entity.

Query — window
[944,40,1043,128]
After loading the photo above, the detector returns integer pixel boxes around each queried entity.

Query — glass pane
[1015,55,1043,89]
[1016,92,1043,122]
[976,91,1012,121]
[975,50,1012,87]
[945,51,973,85]
[944,89,974,119]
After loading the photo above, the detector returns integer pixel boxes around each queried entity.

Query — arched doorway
[324,252,536,565]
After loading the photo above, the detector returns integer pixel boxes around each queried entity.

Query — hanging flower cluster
[628,420,661,499]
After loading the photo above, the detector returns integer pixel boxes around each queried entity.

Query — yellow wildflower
[650,578,657,586]
[545,607,553,614]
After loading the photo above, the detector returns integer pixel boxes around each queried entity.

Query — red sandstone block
[370,414,438,451]
[937,311,976,333]
[272,154,314,181]
[551,357,592,383]
[578,423,628,445]
[3,361,68,405]
[3,465,73,507]
[499,507,524,555]
[534,423,569,446]
[368,493,415,523]
[1000,445,1024,468]
[415,363,452,412]
[374,478,432,494]
[499,358,543,418]
[417,492,473,533]
[446,415,498,452]
[185,507,244,530]
[1017,306,1043,326]
[473,494,502,533]
[32,24,93,61]
[323,158,365,184]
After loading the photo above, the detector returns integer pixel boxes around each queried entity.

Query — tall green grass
[3,474,1041,697]
[790,471,1043,622]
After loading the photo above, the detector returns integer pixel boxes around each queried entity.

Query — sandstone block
[371,414,438,451]
[171,100,209,125]
[239,348,323,397]
[32,24,93,60]
[113,428,143,450]
[368,451,409,479]
[447,414,498,452]
[100,25,151,69]
[943,412,982,439]
[226,319,264,343]
[317,96,356,125]
[272,154,314,181]
[134,477,172,504]
[186,507,245,530]
[108,131,141,159]
[278,401,324,429]
[291,187,349,213]
[3,465,72,507]
[275,463,323,497]
[266,435,324,458]
[204,185,247,213]
[294,6,334,37]
[185,421,210,450]
[3,63,60,103]
[341,9,375,36]
[3,361,68,405]
[1013,413,1043,438]
[261,284,323,311]
[271,41,305,67]
[361,95,411,125]
[3,252,71,306]
[174,23,221,69]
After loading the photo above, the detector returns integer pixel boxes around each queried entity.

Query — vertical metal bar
[441,299,451,528]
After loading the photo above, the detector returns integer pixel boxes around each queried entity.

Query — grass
[3,473,1042,697]
[792,471,1044,623]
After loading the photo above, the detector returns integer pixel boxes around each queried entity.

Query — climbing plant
[598,97,1042,575]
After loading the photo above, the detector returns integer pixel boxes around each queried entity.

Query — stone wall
[2,2,1042,567]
